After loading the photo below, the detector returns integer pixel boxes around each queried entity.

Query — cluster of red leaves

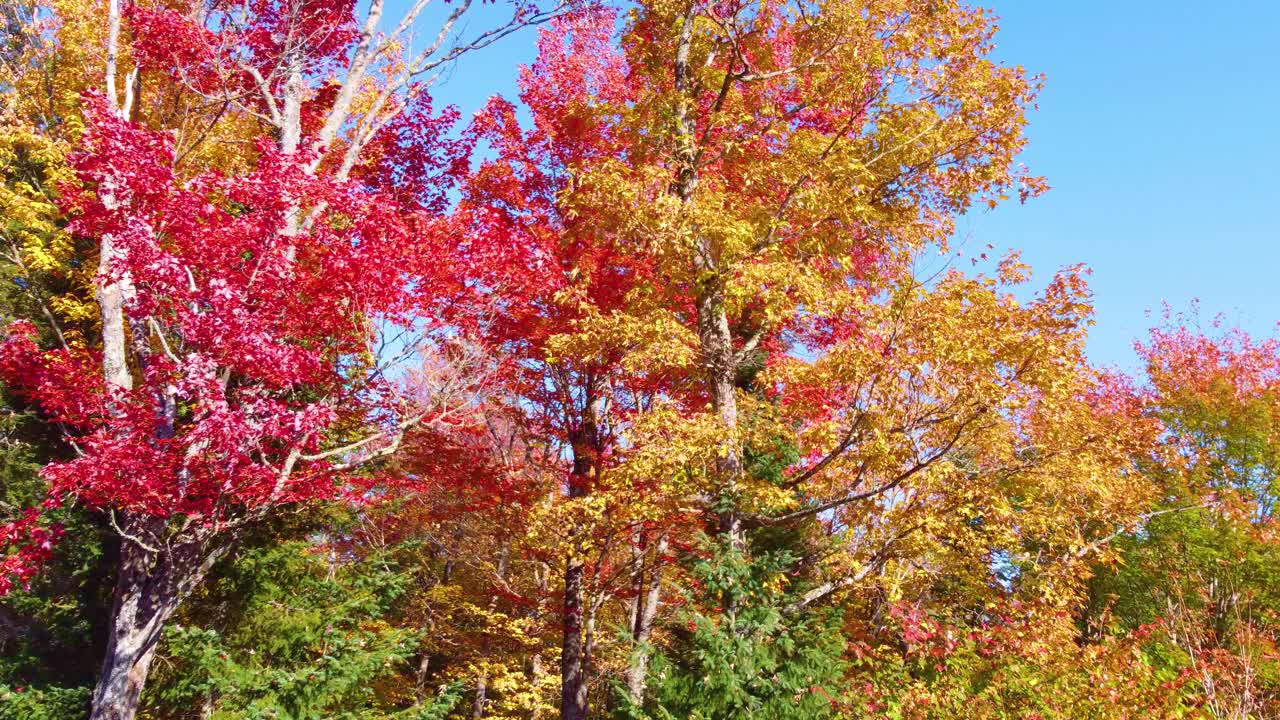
[0,508,62,595]
[1141,321,1280,402]
[0,93,448,523]
[887,603,965,663]
[453,9,661,428]
[130,0,357,108]
[349,86,471,213]
[128,6,224,94]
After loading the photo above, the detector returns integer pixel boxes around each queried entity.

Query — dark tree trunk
[560,394,601,720]
[89,515,227,720]
[559,544,588,720]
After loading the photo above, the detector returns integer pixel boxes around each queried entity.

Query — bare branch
[300,410,431,472]
[756,413,978,526]
[1072,502,1216,560]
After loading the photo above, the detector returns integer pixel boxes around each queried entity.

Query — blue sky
[969,1,1280,370]
[422,0,1280,371]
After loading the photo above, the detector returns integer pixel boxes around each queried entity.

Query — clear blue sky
[423,0,1280,371]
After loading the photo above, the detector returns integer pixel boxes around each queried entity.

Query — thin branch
[756,414,976,526]
[783,522,923,614]
[109,509,160,554]
[1072,502,1216,559]
[299,410,431,471]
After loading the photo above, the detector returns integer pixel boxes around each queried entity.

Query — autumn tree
[455,2,1167,715]
[455,9,686,717]
[518,0,1162,710]
[0,2,567,719]
[589,0,1047,546]
[1082,319,1280,717]
[2,2,1273,719]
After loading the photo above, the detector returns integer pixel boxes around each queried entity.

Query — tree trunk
[473,544,510,718]
[279,45,304,156]
[90,517,226,720]
[560,398,599,720]
[472,675,490,719]
[559,551,588,720]
[694,283,745,549]
[582,591,600,708]
[625,534,668,704]
[670,7,746,553]
[529,560,550,720]
[94,151,133,405]
[414,653,433,700]
[529,651,545,720]
[93,15,151,716]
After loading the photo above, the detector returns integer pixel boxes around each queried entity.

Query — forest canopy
[0,1,1277,719]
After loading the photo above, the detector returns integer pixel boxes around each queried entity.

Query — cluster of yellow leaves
[849,614,1192,720]
[0,120,95,322]
[760,262,1158,609]
[0,0,112,325]
[578,0,1044,340]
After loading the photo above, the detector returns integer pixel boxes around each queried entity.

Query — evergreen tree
[144,522,464,720]
[637,535,846,720]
